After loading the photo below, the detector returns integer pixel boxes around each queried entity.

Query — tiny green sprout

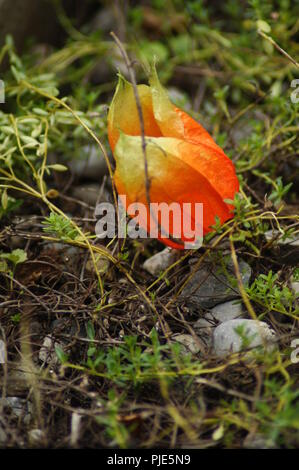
[55,345,69,364]
[209,215,223,234]
[11,313,21,324]
[118,251,129,261]
[268,177,293,207]
[86,320,95,341]
[0,249,27,270]
[42,212,78,241]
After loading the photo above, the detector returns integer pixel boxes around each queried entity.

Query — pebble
[192,318,215,348]
[41,243,83,270]
[10,235,25,250]
[194,300,244,347]
[212,319,277,357]
[1,396,33,424]
[172,334,202,355]
[264,229,299,247]
[209,300,244,322]
[28,428,46,445]
[51,318,86,340]
[264,230,299,266]
[85,248,111,275]
[69,145,108,181]
[42,243,81,256]
[71,183,102,207]
[89,6,115,34]
[2,363,30,395]
[179,258,252,309]
[143,248,178,276]
[39,335,63,366]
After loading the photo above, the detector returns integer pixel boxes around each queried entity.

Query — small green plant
[11,313,21,324]
[252,172,293,207]
[42,212,78,241]
[217,377,299,448]
[268,177,293,207]
[0,194,23,220]
[63,328,196,388]
[55,345,69,364]
[0,248,27,276]
[96,390,130,448]
[246,270,297,317]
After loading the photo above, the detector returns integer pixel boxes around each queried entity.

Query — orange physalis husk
[107,68,239,250]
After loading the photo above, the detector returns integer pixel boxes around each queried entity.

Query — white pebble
[212,319,277,357]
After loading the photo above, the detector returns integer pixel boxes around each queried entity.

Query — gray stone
[194,316,216,330]
[51,317,86,340]
[179,258,251,309]
[172,334,201,355]
[85,253,111,275]
[41,243,83,269]
[193,300,244,346]
[143,248,179,276]
[89,6,115,34]
[10,235,25,249]
[28,428,45,445]
[30,321,42,339]
[1,396,33,423]
[2,396,26,417]
[264,229,299,247]
[71,183,110,207]
[69,145,109,181]
[193,317,215,348]
[212,319,277,357]
[39,335,63,366]
[1,363,30,395]
[209,300,244,322]
[264,230,299,266]
[42,243,81,256]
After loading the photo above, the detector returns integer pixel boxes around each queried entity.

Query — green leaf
[212,424,224,441]
[86,320,95,341]
[20,135,39,147]
[0,259,8,273]
[1,189,8,210]
[0,249,27,266]
[55,345,68,364]
[11,313,21,324]
[257,20,271,33]
[47,164,68,172]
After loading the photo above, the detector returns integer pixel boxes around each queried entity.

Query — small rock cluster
[143,249,277,357]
